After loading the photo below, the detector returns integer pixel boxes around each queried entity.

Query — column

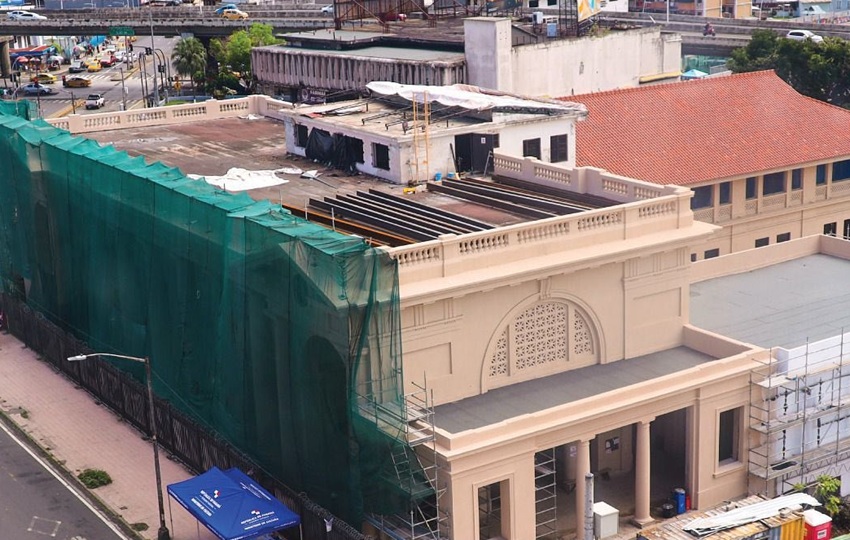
[575,439,591,540]
[633,418,654,527]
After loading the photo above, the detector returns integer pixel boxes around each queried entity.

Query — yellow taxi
[86,60,103,72]
[30,72,57,84]
[220,8,248,19]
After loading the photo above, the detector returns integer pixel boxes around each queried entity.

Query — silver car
[786,29,824,43]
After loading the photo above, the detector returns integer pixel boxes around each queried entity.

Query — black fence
[1,294,373,540]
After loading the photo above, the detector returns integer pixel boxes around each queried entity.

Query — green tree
[729,30,850,107]
[794,474,842,516]
[727,29,781,72]
[210,23,279,95]
[171,37,207,100]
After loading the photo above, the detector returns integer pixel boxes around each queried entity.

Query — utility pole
[118,65,127,110]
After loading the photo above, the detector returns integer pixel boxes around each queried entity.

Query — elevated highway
[604,11,850,55]
[0,6,333,37]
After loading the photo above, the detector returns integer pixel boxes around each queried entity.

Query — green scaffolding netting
[0,104,416,525]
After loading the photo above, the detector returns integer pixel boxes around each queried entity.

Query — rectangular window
[719,182,731,205]
[690,253,697,262]
[817,164,827,185]
[844,219,850,239]
[776,232,791,243]
[825,222,837,236]
[493,134,500,148]
[372,143,390,170]
[295,124,309,148]
[523,138,541,160]
[550,134,568,163]
[746,177,757,199]
[791,169,803,190]
[833,159,850,182]
[718,408,741,464]
[704,248,720,259]
[691,186,713,209]
[755,237,769,248]
[762,171,786,195]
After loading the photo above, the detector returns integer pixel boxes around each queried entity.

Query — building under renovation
[3,73,850,540]
[279,81,587,185]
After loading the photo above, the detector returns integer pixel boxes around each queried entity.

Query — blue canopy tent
[167,467,302,540]
[681,69,709,81]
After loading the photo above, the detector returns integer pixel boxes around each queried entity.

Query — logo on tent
[251,510,261,516]
[213,489,220,498]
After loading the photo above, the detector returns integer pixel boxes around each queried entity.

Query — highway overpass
[0,7,333,37]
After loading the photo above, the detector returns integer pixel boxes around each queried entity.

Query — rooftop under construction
[85,115,617,247]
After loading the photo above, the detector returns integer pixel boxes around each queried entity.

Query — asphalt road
[6,35,178,119]
[0,419,127,540]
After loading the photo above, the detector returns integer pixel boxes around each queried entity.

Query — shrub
[77,468,112,489]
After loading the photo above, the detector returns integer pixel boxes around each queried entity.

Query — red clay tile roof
[563,71,850,186]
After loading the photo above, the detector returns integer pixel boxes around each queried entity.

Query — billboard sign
[578,0,600,21]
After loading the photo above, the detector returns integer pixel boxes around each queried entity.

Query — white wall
[464,18,682,97]
[283,112,578,184]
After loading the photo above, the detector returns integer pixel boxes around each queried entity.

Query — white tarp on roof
[683,493,820,537]
[366,81,584,114]
[189,167,291,192]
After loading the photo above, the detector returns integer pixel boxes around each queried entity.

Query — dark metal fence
[1,294,373,540]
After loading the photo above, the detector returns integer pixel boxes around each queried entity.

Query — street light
[67,353,171,540]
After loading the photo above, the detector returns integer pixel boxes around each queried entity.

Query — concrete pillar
[633,418,654,527]
[575,438,592,540]
[0,39,11,78]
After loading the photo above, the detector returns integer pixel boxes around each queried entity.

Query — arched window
[488,301,597,383]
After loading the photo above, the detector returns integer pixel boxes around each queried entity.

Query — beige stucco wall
[688,162,850,259]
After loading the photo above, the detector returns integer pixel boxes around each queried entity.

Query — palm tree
[171,37,207,101]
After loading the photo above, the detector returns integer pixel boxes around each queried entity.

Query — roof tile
[562,70,850,186]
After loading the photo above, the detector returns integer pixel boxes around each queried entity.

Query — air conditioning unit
[532,11,544,23]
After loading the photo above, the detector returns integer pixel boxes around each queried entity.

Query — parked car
[30,72,57,84]
[86,60,103,72]
[22,83,54,96]
[214,3,236,13]
[85,93,105,109]
[786,29,824,43]
[7,10,47,20]
[63,76,92,88]
[69,60,86,73]
[320,3,334,14]
[219,7,247,19]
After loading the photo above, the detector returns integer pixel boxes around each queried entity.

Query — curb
[0,406,144,540]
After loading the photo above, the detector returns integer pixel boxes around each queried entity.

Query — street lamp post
[67,353,171,540]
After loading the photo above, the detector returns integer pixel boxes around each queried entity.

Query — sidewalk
[0,330,217,540]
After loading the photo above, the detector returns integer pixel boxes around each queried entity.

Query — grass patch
[131,522,149,531]
[78,468,112,489]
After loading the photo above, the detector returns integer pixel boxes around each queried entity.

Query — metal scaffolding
[748,333,850,495]
[360,377,448,540]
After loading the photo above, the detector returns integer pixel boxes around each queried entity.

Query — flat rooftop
[690,253,850,349]
[434,346,716,434]
[86,116,615,246]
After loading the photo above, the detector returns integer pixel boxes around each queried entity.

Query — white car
[6,10,47,20]
[85,93,105,110]
[321,3,334,14]
[786,29,824,43]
